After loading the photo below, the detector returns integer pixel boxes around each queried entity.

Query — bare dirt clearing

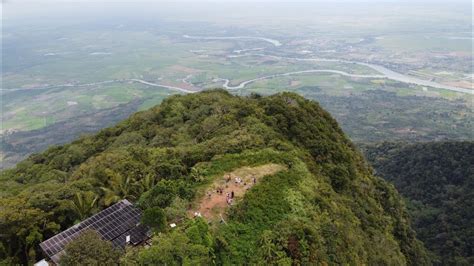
[191,163,287,221]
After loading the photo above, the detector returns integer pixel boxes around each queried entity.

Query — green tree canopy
[141,207,167,232]
[59,230,121,266]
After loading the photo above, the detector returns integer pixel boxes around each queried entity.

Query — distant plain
[1,1,472,168]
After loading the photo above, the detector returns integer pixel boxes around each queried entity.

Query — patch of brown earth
[191,163,287,221]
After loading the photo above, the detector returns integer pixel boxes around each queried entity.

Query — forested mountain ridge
[362,141,474,265]
[0,90,430,265]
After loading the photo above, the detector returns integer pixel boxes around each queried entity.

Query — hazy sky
[3,0,471,28]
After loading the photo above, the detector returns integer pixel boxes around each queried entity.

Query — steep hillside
[0,90,429,265]
[363,141,474,265]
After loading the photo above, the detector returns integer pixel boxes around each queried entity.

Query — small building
[39,199,151,265]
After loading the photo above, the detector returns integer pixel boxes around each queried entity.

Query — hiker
[253,176,256,184]
[231,191,234,198]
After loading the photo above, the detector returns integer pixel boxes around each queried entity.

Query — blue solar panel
[39,199,149,264]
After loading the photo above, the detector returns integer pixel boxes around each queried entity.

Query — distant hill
[0,90,429,265]
[362,141,474,265]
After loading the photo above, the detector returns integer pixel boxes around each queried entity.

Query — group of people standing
[210,187,235,205]
[205,173,259,207]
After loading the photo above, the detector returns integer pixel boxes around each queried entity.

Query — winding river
[128,79,197,93]
[183,35,282,47]
[293,57,472,94]
[223,53,473,94]
[216,70,385,90]
[4,36,472,95]
[2,79,197,93]
[182,35,471,94]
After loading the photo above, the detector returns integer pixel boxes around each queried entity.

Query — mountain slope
[362,141,474,265]
[0,90,429,265]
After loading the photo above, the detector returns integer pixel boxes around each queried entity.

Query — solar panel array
[39,199,149,263]
[112,224,150,247]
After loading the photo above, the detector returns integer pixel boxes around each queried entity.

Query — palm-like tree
[258,230,279,263]
[101,170,138,206]
[138,173,158,194]
[70,191,98,221]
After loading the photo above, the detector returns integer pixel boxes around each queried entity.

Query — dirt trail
[191,163,287,221]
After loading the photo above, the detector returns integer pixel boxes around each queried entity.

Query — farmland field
[1,1,472,168]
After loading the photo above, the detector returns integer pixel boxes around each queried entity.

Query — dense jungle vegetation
[363,141,474,265]
[0,90,430,265]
